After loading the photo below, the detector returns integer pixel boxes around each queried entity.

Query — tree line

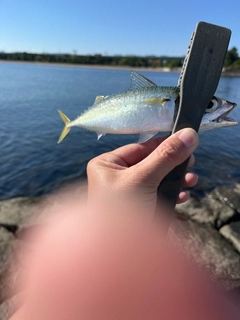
[224,47,240,68]
[0,51,183,68]
[0,47,239,69]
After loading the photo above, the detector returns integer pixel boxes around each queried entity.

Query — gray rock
[0,227,25,304]
[0,197,41,230]
[0,227,16,275]
[0,292,24,320]
[220,222,240,254]
[176,185,239,229]
[200,195,236,229]
[0,227,17,304]
[175,196,221,226]
[210,184,240,214]
[176,196,206,219]
[168,215,240,291]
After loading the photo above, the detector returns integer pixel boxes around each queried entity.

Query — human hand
[87,128,199,216]
[9,203,238,320]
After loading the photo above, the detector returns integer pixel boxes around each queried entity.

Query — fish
[58,71,238,144]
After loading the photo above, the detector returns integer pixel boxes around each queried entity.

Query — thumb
[135,128,199,186]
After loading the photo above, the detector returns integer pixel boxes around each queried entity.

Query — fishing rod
[157,22,231,227]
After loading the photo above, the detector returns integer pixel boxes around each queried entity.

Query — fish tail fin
[58,110,71,143]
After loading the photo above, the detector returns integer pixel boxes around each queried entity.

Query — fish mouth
[213,103,238,124]
[214,110,236,123]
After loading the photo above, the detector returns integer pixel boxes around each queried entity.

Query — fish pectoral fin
[97,132,105,140]
[94,95,105,104]
[129,71,157,90]
[138,132,158,144]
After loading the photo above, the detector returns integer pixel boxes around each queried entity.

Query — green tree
[224,47,239,67]
[232,58,240,68]
[164,59,182,68]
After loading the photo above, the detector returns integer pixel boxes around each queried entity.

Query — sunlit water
[0,62,240,199]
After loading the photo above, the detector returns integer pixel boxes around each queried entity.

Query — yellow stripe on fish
[143,97,171,105]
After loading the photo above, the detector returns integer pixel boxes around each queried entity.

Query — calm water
[0,62,240,200]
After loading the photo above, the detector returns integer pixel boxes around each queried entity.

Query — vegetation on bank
[0,47,239,69]
[224,47,240,69]
[0,51,183,68]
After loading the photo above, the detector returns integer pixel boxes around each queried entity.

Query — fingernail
[178,129,199,148]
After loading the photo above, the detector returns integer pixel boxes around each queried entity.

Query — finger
[134,128,199,185]
[187,154,195,168]
[182,172,198,187]
[177,191,189,204]
[108,135,168,167]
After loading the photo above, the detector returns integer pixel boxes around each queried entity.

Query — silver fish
[58,71,238,144]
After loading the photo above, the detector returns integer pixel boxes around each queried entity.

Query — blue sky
[1,0,240,56]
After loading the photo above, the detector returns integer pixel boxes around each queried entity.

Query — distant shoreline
[1,60,240,77]
[222,69,240,77]
[0,60,181,73]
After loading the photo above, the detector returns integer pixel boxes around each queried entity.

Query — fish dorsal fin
[94,95,105,104]
[129,71,157,90]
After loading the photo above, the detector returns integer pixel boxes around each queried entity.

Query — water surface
[0,62,240,199]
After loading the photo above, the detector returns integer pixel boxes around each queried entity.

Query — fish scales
[73,86,178,134]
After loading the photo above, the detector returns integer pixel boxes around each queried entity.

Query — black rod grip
[156,157,190,212]
[155,22,231,222]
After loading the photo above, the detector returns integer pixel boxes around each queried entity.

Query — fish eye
[206,98,219,113]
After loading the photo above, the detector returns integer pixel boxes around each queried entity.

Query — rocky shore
[0,184,240,319]
[222,68,240,77]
